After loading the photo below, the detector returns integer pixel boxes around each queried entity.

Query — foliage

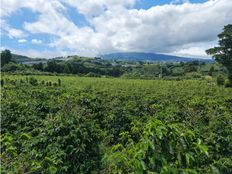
[29,76,38,85]
[1,81,103,173]
[206,24,232,83]
[32,62,44,71]
[1,62,28,72]
[104,119,209,173]
[217,75,225,86]
[1,75,232,173]
[1,49,12,67]
[1,50,229,80]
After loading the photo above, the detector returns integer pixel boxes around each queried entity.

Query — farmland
[1,74,232,173]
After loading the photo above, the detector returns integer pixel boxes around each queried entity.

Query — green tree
[63,63,71,74]
[32,62,44,71]
[208,66,215,76]
[217,74,225,86]
[1,49,12,67]
[206,24,232,83]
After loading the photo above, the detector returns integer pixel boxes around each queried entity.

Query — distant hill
[10,53,93,64]
[101,52,213,62]
[10,52,213,65]
[12,54,32,63]
[11,54,47,64]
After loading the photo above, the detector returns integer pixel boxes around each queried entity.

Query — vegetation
[206,24,232,85]
[1,49,12,67]
[1,75,232,173]
[1,25,232,174]
[0,51,228,82]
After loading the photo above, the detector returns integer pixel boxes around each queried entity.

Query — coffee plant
[1,75,232,173]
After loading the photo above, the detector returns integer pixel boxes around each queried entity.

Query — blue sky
[135,0,208,9]
[1,0,231,58]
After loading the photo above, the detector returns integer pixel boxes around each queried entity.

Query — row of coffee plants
[1,75,232,173]
[1,77,61,87]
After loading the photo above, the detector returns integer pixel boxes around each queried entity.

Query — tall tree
[1,49,12,67]
[206,24,232,83]
[32,62,44,71]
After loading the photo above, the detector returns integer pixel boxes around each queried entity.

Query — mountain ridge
[11,52,213,63]
[101,52,213,62]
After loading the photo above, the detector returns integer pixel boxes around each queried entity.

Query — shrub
[1,111,103,173]
[9,80,16,85]
[216,75,225,86]
[1,79,4,87]
[58,79,61,86]
[186,72,202,79]
[53,82,57,86]
[105,119,209,173]
[20,79,24,83]
[204,75,213,83]
[29,77,38,86]
[1,62,29,72]
[225,80,232,87]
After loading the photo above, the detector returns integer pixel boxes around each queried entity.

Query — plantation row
[1,77,62,87]
[1,75,232,173]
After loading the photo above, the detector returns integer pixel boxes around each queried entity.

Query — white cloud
[23,1,69,34]
[8,28,25,38]
[1,19,26,38]
[18,39,27,43]
[59,0,232,57]
[170,41,217,58]
[90,0,232,54]
[62,0,136,18]
[2,46,68,58]
[0,0,65,17]
[1,0,232,58]
[19,49,66,58]
[31,39,42,44]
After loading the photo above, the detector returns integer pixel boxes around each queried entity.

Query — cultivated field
[1,75,232,173]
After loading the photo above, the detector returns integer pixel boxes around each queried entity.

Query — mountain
[101,52,213,62]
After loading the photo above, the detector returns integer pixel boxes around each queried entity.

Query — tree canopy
[1,49,12,67]
[206,24,232,83]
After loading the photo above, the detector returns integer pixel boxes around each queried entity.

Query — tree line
[1,24,232,84]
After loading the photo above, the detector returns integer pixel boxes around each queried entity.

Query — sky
[1,0,232,58]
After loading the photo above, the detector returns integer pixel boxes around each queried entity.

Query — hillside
[11,54,47,64]
[10,52,213,64]
[11,54,32,63]
[102,52,213,62]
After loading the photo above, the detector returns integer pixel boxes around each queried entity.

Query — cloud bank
[1,0,232,58]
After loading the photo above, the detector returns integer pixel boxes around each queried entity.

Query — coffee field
[1,75,232,173]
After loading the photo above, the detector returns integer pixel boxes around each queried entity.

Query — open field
[1,1,232,173]
[1,75,232,173]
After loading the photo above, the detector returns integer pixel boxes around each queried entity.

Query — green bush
[1,79,4,87]
[58,78,61,86]
[104,119,209,173]
[29,77,38,86]
[217,75,225,86]
[1,75,232,173]
[1,62,27,72]
[225,80,232,87]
